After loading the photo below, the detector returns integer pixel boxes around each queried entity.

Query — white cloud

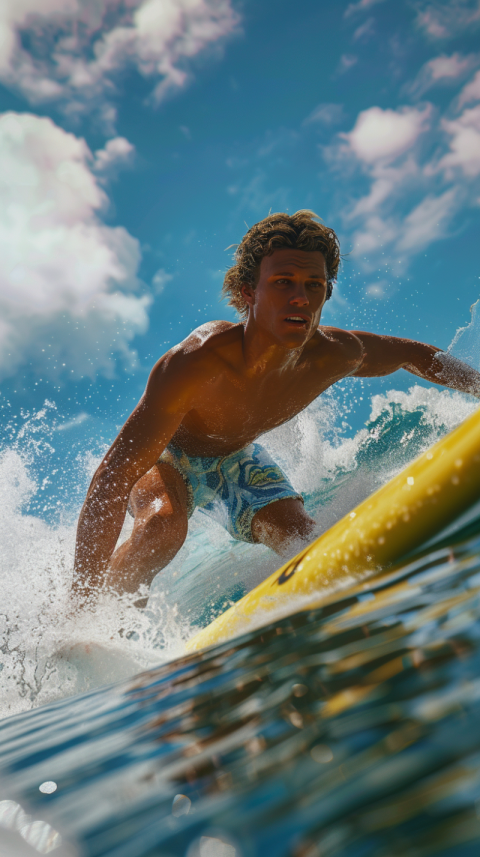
[336,102,467,273]
[438,105,480,177]
[341,105,431,164]
[346,157,419,219]
[0,112,150,382]
[303,103,344,127]
[326,41,480,280]
[409,52,478,96]
[414,0,480,39]
[349,186,460,269]
[93,137,135,174]
[459,69,480,106]
[151,268,173,295]
[0,0,239,120]
[344,0,388,18]
[426,53,474,80]
[350,215,397,257]
[397,188,458,251]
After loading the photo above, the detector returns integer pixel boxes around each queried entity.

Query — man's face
[241,248,329,348]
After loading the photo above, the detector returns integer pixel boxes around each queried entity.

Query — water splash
[0,385,477,718]
[448,299,480,371]
[2,521,480,857]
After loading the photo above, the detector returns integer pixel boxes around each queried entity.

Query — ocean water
[0,383,476,719]
[1,314,480,855]
[2,484,480,857]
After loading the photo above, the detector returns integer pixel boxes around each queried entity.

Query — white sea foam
[0,441,187,718]
[0,382,477,719]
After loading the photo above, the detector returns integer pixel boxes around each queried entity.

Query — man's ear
[241,283,255,307]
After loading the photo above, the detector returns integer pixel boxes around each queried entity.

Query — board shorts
[158,442,302,543]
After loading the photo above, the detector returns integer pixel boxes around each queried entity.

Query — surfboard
[186,404,480,652]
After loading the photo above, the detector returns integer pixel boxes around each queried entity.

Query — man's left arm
[350,331,480,399]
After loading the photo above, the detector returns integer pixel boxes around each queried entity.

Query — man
[73,210,480,603]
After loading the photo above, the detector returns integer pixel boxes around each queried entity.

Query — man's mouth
[284,315,309,326]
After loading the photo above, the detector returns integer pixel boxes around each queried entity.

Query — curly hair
[222,210,341,319]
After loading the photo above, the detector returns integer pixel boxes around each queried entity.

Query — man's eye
[309,281,324,289]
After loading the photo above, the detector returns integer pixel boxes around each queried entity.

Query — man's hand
[430,351,480,399]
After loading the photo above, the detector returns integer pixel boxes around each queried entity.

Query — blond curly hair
[222,210,341,319]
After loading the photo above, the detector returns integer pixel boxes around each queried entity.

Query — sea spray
[0,409,187,718]
[0,385,477,718]
[448,299,480,371]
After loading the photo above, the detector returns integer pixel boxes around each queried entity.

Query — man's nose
[289,284,309,305]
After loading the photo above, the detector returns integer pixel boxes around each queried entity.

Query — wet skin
[73,248,480,601]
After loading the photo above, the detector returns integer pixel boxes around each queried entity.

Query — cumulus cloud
[0,0,239,121]
[438,105,480,177]
[408,53,478,97]
[0,112,150,382]
[336,104,465,272]
[322,16,480,282]
[93,137,135,174]
[414,0,480,39]
[341,105,431,164]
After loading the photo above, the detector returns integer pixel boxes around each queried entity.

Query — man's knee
[251,498,315,550]
[144,508,188,543]
[129,461,189,518]
[135,507,188,557]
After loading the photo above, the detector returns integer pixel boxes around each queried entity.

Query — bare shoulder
[147,322,241,398]
[315,326,364,367]
[183,320,242,353]
[319,325,364,352]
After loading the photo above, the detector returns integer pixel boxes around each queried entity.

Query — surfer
[73,210,480,603]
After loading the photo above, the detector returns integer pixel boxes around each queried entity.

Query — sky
[1,0,480,517]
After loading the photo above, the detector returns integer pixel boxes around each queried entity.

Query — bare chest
[176,365,335,454]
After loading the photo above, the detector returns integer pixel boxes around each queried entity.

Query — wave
[0,385,477,718]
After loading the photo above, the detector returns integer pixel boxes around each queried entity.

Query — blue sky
[1,0,480,516]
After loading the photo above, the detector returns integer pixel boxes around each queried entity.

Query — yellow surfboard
[187,405,480,653]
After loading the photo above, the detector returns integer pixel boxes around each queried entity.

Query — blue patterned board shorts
[159,442,302,543]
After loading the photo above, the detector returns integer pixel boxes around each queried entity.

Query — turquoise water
[1,380,480,855]
[3,299,480,853]
[2,515,480,856]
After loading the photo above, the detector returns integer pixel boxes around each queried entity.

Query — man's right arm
[72,353,193,603]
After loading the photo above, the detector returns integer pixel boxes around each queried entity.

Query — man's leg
[251,498,316,555]
[105,462,190,598]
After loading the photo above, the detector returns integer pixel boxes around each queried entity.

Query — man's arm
[73,353,193,602]
[349,331,480,398]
